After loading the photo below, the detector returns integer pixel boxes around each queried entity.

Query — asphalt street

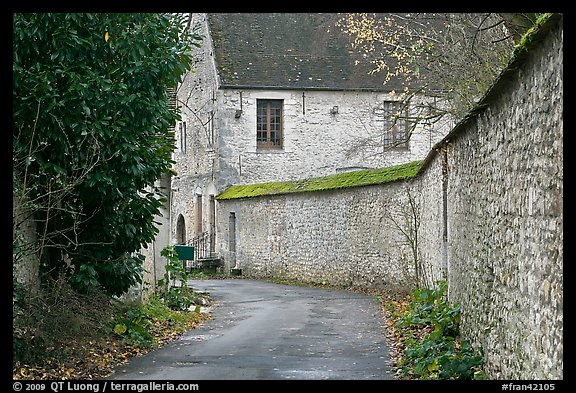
[110,279,394,380]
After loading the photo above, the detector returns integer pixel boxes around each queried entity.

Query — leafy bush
[156,246,201,311]
[398,280,460,337]
[111,294,206,348]
[395,280,486,380]
[13,261,210,379]
[161,286,201,311]
[112,302,154,347]
[13,13,202,297]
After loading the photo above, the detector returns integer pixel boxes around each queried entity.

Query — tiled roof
[207,13,407,91]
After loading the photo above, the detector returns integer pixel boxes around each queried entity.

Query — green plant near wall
[159,246,191,288]
[111,244,209,346]
[111,294,206,348]
[112,303,153,347]
[156,246,200,311]
[395,280,486,380]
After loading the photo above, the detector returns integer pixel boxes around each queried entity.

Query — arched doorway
[176,214,186,245]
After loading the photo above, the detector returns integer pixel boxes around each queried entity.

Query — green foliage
[13,269,209,376]
[13,13,202,296]
[396,280,486,380]
[402,333,485,380]
[112,302,154,347]
[512,13,553,57]
[398,280,460,337]
[160,245,191,285]
[111,294,205,348]
[156,246,199,311]
[160,286,198,311]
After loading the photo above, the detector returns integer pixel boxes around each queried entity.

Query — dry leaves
[13,312,210,380]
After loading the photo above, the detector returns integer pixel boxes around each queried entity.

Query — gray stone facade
[438,17,563,379]
[216,88,448,186]
[217,182,417,291]
[162,13,447,253]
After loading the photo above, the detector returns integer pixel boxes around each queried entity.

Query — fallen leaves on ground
[13,311,211,380]
[375,291,412,377]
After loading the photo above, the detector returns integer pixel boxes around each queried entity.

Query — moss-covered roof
[215,161,422,200]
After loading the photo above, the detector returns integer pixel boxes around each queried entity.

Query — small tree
[13,13,202,296]
[383,186,426,288]
[157,245,197,311]
[336,13,538,152]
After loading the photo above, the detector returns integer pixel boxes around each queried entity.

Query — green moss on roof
[216,160,423,200]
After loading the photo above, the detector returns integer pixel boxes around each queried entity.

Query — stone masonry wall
[216,89,448,189]
[440,17,563,379]
[412,154,447,288]
[217,182,417,292]
[171,13,221,244]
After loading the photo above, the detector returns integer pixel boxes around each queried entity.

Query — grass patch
[216,160,422,200]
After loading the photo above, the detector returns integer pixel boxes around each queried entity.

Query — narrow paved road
[110,279,394,380]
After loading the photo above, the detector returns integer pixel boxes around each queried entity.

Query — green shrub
[111,245,206,348]
[396,280,486,380]
[398,280,460,337]
[111,293,204,348]
[156,245,200,311]
[112,301,154,347]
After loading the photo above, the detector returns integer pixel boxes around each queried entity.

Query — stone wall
[412,154,447,288]
[169,12,448,254]
[171,13,221,243]
[216,182,417,291]
[215,15,563,379]
[438,16,563,379]
[139,173,172,299]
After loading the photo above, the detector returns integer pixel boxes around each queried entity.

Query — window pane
[257,101,266,144]
[256,99,283,148]
[382,100,407,148]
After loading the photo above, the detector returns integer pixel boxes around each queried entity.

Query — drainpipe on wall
[440,144,450,296]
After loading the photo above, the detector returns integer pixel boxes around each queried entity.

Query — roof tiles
[208,13,406,91]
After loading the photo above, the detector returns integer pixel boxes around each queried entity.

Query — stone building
[141,13,450,284]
